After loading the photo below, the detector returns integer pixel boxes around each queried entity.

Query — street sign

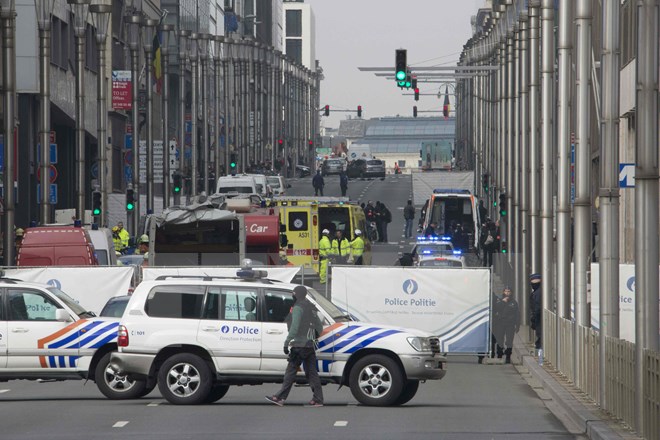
[125,134,133,149]
[36,143,58,164]
[112,70,132,110]
[619,163,635,188]
[36,183,57,204]
[36,164,58,184]
[124,165,133,183]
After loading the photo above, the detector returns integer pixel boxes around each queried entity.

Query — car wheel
[393,380,420,405]
[204,384,230,404]
[95,352,148,400]
[157,353,212,405]
[349,355,404,406]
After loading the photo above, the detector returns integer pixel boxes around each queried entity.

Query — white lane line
[113,421,130,428]
[147,402,160,407]
[0,389,9,394]
[334,421,349,427]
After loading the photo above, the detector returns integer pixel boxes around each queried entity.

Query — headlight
[407,337,431,352]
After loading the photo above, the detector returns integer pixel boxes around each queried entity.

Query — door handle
[202,326,219,332]
[266,329,283,335]
[11,328,29,333]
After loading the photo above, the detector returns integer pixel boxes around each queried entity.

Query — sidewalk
[512,336,642,440]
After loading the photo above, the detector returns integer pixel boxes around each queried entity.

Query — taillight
[312,215,318,227]
[117,325,129,347]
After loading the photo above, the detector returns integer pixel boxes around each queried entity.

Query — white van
[87,227,118,266]
[216,175,258,195]
[267,175,287,196]
[245,174,270,197]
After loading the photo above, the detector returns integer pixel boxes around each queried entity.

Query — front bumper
[110,352,156,380]
[400,354,447,381]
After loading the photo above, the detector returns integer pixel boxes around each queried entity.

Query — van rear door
[281,206,315,268]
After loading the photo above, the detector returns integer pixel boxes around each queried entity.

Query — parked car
[364,159,386,178]
[295,164,311,177]
[267,175,289,196]
[347,159,367,178]
[100,295,131,318]
[87,227,117,266]
[322,158,346,176]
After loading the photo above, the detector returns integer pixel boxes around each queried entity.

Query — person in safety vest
[113,222,130,253]
[331,230,350,264]
[350,229,365,265]
[318,229,332,284]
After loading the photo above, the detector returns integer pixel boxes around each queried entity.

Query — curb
[513,340,639,440]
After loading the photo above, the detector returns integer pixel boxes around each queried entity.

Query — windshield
[218,186,253,194]
[308,289,352,322]
[267,177,281,188]
[48,287,93,317]
[367,160,382,166]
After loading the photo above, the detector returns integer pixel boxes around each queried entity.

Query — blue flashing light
[453,250,462,255]
[422,250,432,255]
[440,236,451,241]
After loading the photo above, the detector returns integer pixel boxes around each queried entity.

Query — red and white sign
[112,70,132,110]
[36,164,58,184]
[245,215,279,246]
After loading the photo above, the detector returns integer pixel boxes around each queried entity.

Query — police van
[110,265,447,406]
[421,189,481,251]
[269,197,372,271]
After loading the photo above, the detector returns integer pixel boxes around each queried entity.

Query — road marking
[113,421,130,428]
[399,245,405,249]
[0,389,9,394]
[334,421,348,427]
[147,402,160,407]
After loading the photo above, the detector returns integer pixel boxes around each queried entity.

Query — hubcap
[358,364,392,398]
[104,365,137,392]
[167,363,201,398]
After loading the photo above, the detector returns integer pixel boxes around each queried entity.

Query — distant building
[283,0,316,69]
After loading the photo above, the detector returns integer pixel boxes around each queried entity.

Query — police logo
[47,279,62,289]
[402,279,418,295]
[626,276,635,292]
[221,325,230,334]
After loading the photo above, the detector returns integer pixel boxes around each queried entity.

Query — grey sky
[306,0,484,129]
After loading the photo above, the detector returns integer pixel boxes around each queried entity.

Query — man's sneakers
[265,395,285,406]
[304,400,324,408]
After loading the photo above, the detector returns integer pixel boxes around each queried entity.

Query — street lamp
[68,0,90,222]
[176,28,190,205]
[34,0,56,225]
[141,18,157,212]
[126,12,141,235]
[213,35,224,181]
[90,0,112,227]
[189,32,198,197]
[159,23,173,208]
[1,0,16,265]
[198,33,210,194]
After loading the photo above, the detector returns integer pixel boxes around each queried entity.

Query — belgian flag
[442,86,450,119]
[152,31,162,94]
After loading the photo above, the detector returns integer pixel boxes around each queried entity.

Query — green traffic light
[500,210,507,216]
[230,162,236,168]
[173,186,181,193]
[396,70,406,81]
[493,201,497,207]
[126,202,134,211]
[93,208,101,216]
[502,249,507,254]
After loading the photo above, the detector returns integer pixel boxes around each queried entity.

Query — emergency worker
[350,229,365,265]
[113,222,130,252]
[318,229,332,284]
[331,230,350,264]
[137,234,149,255]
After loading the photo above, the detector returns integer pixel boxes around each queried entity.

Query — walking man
[312,170,324,196]
[403,200,415,238]
[339,171,348,197]
[529,273,543,350]
[495,287,520,363]
[266,285,324,407]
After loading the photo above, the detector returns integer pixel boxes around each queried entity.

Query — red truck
[16,225,99,267]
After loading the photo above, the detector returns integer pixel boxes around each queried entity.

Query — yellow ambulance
[269,197,372,271]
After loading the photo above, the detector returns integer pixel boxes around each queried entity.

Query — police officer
[331,230,350,264]
[318,229,331,284]
[350,229,365,265]
[529,273,543,350]
[495,286,519,364]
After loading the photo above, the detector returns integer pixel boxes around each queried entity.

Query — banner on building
[331,267,491,353]
[112,70,132,110]
[5,267,134,315]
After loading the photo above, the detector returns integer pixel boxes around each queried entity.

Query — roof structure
[351,117,455,154]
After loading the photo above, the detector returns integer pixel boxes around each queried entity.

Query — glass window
[8,290,61,321]
[288,211,308,231]
[145,285,205,319]
[263,290,295,323]
[204,287,258,321]
[286,39,302,65]
[286,10,302,37]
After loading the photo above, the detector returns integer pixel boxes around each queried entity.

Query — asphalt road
[0,357,584,440]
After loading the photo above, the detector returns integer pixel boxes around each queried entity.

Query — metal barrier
[644,349,660,439]
[605,335,635,431]
[544,309,557,367]
[577,325,600,404]
[557,317,574,382]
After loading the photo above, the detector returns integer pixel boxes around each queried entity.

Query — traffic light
[405,70,412,89]
[482,173,489,193]
[172,172,182,194]
[324,105,330,116]
[413,106,418,118]
[92,191,101,216]
[499,193,507,217]
[414,88,419,101]
[230,153,237,175]
[493,198,498,208]
[395,49,407,82]
[357,105,362,118]
[126,188,135,211]
[308,139,313,148]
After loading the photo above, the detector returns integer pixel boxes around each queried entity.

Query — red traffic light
[357,105,362,118]
[324,105,330,116]
[414,88,419,101]
[278,139,283,145]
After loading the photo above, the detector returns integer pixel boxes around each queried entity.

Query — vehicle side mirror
[56,308,71,322]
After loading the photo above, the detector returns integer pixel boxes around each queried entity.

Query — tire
[349,355,404,406]
[138,383,157,398]
[157,353,212,405]
[95,352,148,400]
[204,384,230,404]
[394,380,420,405]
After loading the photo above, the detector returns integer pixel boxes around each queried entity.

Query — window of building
[86,24,99,73]
[50,17,69,70]
[286,39,302,65]
[286,10,302,37]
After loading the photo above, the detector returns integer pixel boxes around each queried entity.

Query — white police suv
[110,266,447,406]
[0,274,149,399]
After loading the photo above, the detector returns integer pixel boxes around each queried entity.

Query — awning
[245,215,279,246]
